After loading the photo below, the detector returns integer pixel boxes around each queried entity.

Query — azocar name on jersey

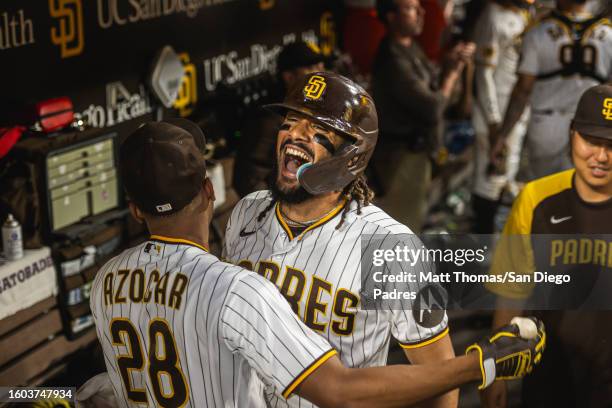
[103,268,189,309]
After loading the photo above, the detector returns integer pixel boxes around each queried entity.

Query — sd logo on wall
[48,0,84,58]
[173,53,198,117]
[319,11,335,56]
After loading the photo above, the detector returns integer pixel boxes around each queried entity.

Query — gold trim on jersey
[582,17,612,43]
[149,235,209,252]
[275,204,294,239]
[398,327,450,349]
[504,169,574,234]
[282,349,338,399]
[275,200,347,241]
[487,169,574,299]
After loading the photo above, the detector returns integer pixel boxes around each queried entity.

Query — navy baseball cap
[119,120,207,215]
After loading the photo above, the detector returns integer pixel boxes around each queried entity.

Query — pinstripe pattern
[224,191,449,408]
[91,236,332,407]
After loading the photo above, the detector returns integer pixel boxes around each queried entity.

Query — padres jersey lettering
[224,191,449,408]
[488,171,612,406]
[91,235,335,407]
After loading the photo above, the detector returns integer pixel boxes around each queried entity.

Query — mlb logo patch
[156,203,173,213]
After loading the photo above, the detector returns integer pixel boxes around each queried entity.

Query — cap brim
[573,121,612,140]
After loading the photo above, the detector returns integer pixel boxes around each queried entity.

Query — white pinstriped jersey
[519,13,612,113]
[223,191,449,408]
[90,235,335,408]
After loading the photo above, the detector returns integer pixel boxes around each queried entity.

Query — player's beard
[269,161,315,204]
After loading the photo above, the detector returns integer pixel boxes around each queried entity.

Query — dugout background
[0,0,338,391]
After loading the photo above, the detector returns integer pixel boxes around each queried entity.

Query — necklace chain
[280,203,340,227]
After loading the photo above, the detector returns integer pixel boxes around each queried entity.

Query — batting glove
[466,316,546,389]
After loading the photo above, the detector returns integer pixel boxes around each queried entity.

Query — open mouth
[281,145,313,179]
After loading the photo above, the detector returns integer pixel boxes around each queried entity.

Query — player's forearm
[498,75,534,137]
[404,335,459,408]
[455,62,474,119]
[337,355,480,408]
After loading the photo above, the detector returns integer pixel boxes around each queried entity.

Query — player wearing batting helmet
[81,118,545,408]
[224,71,459,407]
[485,84,612,407]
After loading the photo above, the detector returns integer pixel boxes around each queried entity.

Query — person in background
[471,0,531,233]
[233,41,326,197]
[489,0,612,181]
[372,0,475,232]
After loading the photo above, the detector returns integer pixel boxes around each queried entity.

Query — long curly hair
[335,174,374,229]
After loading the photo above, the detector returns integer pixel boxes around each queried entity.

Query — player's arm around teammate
[401,335,458,407]
[92,120,548,408]
[297,315,544,408]
[223,71,463,407]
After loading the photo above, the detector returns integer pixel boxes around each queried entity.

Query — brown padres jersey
[489,169,612,407]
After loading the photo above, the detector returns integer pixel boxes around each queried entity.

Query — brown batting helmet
[265,71,378,194]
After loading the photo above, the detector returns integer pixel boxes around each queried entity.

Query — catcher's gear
[265,71,378,194]
[466,317,546,389]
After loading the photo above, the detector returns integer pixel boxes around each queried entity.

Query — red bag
[0,126,25,159]
[34,97,74,133]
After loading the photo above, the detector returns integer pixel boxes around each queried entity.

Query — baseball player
[485,84,612,406]
[87,119,546,408]
[471,0,531,233]
[223,72,456,408]
[490,0,612,180]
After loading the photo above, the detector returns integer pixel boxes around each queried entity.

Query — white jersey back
[90,235,334,408]
[474,2,528,99]
[224,191,449,408]
[519,13,612,112]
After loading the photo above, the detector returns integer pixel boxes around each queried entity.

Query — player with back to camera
[77,119,545,407]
